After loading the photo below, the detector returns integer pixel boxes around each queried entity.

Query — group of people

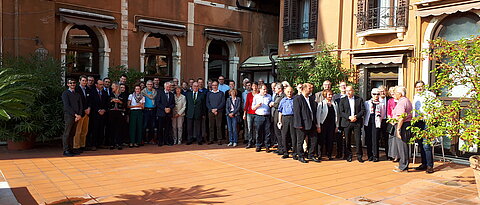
[61,74,435,173]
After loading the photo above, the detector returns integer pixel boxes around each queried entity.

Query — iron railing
[357,6,408,32]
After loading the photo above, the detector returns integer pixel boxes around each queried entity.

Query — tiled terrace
[0,144,478,204]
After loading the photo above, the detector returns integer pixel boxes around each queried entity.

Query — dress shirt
[252,94,272,116]
[348,96,355,116]
[278,97,294,115]
[80,85,87,96]
[218,84,230,93]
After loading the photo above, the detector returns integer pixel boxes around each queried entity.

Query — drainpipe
[14,0,18,57]
[270,51,278,79]
[236,0,279,16]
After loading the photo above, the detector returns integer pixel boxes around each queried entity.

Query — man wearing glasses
[364,88,386,162]
[61,79,83,157]
[217,75,230,93]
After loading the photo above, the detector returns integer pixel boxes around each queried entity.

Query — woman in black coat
[108,82,128,150]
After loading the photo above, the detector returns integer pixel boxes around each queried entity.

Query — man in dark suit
[156,82,175,146]
[74,75,92,153]
[293,83,319,163]
[271,83,285,155]
[87,79,108,150]
[61,78,83,157]
[186,82,206,145]
[339,85,366,162]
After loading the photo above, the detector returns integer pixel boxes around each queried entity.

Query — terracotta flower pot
[7,134,36,151]
[469,155,480,198]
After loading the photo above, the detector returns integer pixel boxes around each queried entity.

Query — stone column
[120,0,129,67]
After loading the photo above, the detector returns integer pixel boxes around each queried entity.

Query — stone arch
[140,33,181,79]
[204,39,239,82]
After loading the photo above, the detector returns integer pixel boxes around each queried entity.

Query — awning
[240,55,278,71]
[351,54,404,65]
[137,19,186,36]
[416,0,480,17]
[204,28,242,43]
[58,8,117,29]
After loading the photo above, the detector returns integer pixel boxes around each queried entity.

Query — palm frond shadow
[102,185,230,204]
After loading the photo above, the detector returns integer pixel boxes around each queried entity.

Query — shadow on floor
[11,187,37,205]
[99,185,230,204]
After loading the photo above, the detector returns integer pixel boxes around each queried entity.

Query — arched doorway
[207,40,229,80]
[143,33,173,79]
[65,25,100,80]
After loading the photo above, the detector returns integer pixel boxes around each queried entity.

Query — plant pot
[469,155,480,198]
[7,134,36,151]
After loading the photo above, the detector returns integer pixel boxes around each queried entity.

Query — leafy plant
[108,65,146,90]
[277,43,355,93]
[0,55,64,142]
[0,68,34,120]
[410,36,480,150]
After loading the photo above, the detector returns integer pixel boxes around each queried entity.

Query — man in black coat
[186,82,206,145]
[61,79,83,157]
[155,82,175,146]
[87,79,109,150]
[293,83,319,163]
[339,85,366,162]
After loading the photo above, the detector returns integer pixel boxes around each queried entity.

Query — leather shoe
[265,147,271,153]
[358,157,365,163]
[373,157,379,162]
[277,152,284,156]
[426,166,434,174]
[246,144,253,149]
[63,151,75,157]
[186,142,192,145]
[415,165,428,171]
[293,155,299,160]
[282,154,289,159]
[336,154,343,159]
[298,157,308,163]
[368,156,374,161]
[255,147,261,152]
[313,157,321,163]
[346,156,352,162]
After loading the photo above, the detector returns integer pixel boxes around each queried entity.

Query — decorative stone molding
[283,38,316,52]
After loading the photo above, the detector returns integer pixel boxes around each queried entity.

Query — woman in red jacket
[243,82,259,148]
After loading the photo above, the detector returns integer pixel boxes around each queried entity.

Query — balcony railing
[357,6,408,32]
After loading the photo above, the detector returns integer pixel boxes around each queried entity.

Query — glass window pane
[438,16,480,41]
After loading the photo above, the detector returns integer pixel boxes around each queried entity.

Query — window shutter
[290,0,299,40]
[283,0,291,42]
[357,0,366,31]
[308,0,318,39]
[396,0,408,27]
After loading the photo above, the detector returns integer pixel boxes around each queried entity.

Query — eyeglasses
[372,93,379,95]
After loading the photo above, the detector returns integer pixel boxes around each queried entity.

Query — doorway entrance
[366,67,398,97]
[208,40,229,81]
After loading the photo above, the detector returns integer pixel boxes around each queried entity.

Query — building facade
[0,0,279,83]
[279,0,480,157]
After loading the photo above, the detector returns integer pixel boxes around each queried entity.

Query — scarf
[141,88,157,101]
[371,99,382,128]
[133,92,143,104]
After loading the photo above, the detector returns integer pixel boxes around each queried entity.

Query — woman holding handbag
[226,89,242,147]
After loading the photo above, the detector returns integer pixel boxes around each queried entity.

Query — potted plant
[0,55,64,150]
[410,36,480,196]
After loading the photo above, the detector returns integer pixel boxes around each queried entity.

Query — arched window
[66,25,99,79]
[208,40,229,80]
[144,34,173,78]
[431,13,480,97]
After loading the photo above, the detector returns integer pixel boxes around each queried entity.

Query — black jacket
[75,85,92,115]
[155,90,175,117]
[61,89,83,118]
[90,88,109,114]
[293,94,317,130]
[339,95,366,128]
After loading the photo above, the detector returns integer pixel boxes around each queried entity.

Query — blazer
[61,89,83,118]
[155,90,175,117]
[339,95,366,128]
[364,100,386,127]
[225,97,242,120]
[75,85,92,115]
[293,94,317,130]
[90,88,109,114]
[185,91,206,119]
[316,100,340,128]
[271,92,285,121]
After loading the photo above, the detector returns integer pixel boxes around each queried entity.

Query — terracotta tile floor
[0,144,479,205]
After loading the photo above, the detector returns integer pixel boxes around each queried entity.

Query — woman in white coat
[316,89,340,160]
[172,86,186,145]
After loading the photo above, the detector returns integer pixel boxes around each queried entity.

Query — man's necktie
[194,92,197,102]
